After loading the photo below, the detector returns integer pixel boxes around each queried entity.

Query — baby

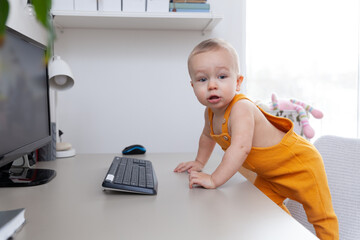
[174,38,338,240]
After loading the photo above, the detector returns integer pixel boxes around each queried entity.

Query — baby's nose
[208,78,218,89]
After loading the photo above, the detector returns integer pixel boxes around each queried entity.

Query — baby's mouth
[208,95,221,103]
[209,95,219,99]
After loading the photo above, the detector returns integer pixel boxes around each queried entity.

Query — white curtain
[246,0,359,140]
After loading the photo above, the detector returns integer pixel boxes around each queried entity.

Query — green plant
[0,0,54,62]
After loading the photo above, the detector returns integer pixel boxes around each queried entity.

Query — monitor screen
[0,27,55,186]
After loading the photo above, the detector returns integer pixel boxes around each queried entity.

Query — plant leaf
[32,0,52,28]
[32,0,54,63]
[0,0,10,46]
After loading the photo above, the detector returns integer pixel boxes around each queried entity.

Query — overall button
[222,119,226,124]
[223,136,229,141]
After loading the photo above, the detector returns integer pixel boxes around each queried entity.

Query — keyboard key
[146,174,154,188]
[122,161,133,185]
[108,158,120,176]
[105,174,114,182]
[131,165,139,186]
[139,166,146,187]
[117,161,127,183]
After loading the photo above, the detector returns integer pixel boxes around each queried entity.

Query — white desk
[0,153,318,240]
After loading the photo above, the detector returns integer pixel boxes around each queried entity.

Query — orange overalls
[209,94,339,240]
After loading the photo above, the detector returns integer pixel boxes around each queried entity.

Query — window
[246,0,359,139]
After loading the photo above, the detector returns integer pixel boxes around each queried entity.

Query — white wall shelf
[52,11,223,32]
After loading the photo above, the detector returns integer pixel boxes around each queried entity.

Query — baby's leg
[293,175,339,240]
[254,176,290,214]
[256,172,338,239]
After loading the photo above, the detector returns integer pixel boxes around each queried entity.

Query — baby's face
[189,48,242,112]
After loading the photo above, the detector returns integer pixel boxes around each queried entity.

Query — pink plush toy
[271,93,323,139]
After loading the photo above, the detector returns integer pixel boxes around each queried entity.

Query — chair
[285,135,360,239]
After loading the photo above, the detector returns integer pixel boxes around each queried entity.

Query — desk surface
[0,153,318,240]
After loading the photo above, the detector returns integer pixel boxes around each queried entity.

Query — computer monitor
[0,26,56,187]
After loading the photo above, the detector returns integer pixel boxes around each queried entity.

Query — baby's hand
[189,171,216,189]
[173,161,204,173]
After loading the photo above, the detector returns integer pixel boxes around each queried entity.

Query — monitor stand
[0,155,56,187]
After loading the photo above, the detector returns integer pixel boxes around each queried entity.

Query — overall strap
[208,94,249,135]
[208,107,214,134]
[222,94,248,133]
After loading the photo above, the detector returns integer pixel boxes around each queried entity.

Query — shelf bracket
[53,21,65,33]
[201,18,214,35]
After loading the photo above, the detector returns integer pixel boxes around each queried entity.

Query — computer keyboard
[102,156,158,195]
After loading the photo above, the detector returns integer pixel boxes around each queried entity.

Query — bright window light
[246,0,359,139]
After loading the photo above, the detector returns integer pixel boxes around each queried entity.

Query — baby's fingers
[189,176,199,189]
[189,171,215,189]
[189,171,201,188]
[174,163,184,172]
[174,162,191,172]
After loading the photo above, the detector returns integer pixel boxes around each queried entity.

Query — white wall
[7,0,47,45]
[54,0,246,154]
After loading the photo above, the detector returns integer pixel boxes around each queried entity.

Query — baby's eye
[198,77,207,82]
[218,75,227,80]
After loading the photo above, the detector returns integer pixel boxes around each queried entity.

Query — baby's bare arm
[194,111,216,166]
[188,102,254,189]
[211,101,254,187]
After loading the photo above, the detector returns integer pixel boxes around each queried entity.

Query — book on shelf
[169,2,210,12]
[169,3,210,9]
[172,0,207,3]
[0,208,26,240]
[170,8,210,12]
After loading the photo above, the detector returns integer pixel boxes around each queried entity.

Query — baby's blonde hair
[188,38,240,75]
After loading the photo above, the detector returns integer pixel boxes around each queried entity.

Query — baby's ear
[236,75,244,91]
[190,81,194,87]
[238,75,244,82]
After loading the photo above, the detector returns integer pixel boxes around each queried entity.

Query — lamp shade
[48,56,74,91]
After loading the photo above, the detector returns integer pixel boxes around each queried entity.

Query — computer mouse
[122,144,146,155]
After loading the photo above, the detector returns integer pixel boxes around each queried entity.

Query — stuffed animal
[270,93,323,139]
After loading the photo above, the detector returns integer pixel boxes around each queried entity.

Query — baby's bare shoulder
[231,99,258,116]
[232,99,276,129]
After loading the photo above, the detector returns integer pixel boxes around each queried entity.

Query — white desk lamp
[48,56,76,158]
